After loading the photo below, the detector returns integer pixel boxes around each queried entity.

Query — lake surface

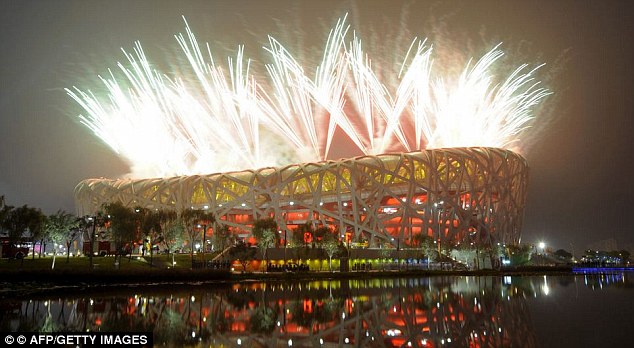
[1,271,632,347]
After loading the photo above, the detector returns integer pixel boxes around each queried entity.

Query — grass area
[0,253,234,286]
[0,253,212,272]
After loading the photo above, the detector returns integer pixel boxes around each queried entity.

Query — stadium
[74,147,528,250]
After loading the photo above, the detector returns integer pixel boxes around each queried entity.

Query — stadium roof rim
[77,147,526,185]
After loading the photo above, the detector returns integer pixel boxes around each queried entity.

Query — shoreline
[2,266,631,300]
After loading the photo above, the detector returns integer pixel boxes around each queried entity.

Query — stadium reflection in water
[1,273,631,347]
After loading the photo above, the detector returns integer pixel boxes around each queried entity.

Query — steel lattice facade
[75,147,528,248]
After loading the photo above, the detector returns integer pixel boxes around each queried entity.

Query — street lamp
[434,201,444,261]
[198,224,208,265]
[391,237,400,270]
[84,214,110,269]
[279,230,287,264]
[85,215,98,270]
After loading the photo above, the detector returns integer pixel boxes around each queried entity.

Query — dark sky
[1,0,632,251]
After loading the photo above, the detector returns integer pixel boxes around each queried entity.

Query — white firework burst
[67,15,551,178]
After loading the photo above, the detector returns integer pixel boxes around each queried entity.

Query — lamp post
[434,201,444,261]
[538,241,546,265]
[198,224,208,265]
[341,233,351,271]
[87,216,96,270]
[279,230,287,265]
[391,237,400,270]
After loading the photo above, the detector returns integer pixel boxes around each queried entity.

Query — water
[1,272,632,347]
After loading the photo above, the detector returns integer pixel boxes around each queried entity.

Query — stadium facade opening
[75,147,528,249]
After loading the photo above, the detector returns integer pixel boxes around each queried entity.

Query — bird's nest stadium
[74,147,528,249]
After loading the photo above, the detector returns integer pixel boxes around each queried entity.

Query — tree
[253,218,277,264]
[619,250,631,264]
[0,195,10,230]
[313,226,330,244]
[135,207,162,266]
[44,210,80,268]
[508,244,533,266]
[0,198,15,239]
[2,205,45,260]
[229,242,256,273]
[25,206,45,259]
[252,218,277,241]
[181,209,215,267]
[607,250,631,265]
[211,224,233,255]
[156,209,184,266]
[554,249,573,261]
[103,202,137,267]
[320,232,340,272]
[82,212,109,269]
[252,218,277,269]
[293,222,313,248]
[450,242,477,269]
[413,233,437,266]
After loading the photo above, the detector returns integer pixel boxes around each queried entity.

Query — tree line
[0,195,229,269]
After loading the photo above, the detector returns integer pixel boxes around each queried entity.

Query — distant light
[384,207,398,214]
[538,242,546,249]
[290,201,294,206]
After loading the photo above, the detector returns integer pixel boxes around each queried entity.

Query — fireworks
[66,15,550,178]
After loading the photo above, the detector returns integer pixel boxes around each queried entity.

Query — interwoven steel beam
[75,147,528,247]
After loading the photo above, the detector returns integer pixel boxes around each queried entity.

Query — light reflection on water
[0,272,631,347]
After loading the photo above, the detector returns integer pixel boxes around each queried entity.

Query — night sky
[1,0,632,252]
